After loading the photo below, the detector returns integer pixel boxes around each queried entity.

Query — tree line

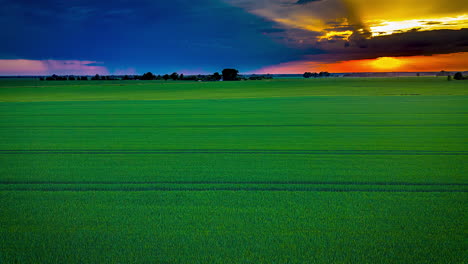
[303,72,331,78]
[40,68,273,81]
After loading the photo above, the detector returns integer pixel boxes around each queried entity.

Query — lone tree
[454,72,464,80]
[222,69,239,81]
[163,74,169,81]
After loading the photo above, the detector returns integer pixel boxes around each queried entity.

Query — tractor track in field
[1,181,466,192]
[1,149,467,155]
[2,124,468,128]
[0,181,466,186]
[1,187,466,192]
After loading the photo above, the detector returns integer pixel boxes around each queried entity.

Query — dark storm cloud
[0,0,309,73]
[310,29,468,62]
[295,0,323,4]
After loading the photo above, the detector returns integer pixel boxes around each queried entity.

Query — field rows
[1,182,467,192]
[1,79,467,263]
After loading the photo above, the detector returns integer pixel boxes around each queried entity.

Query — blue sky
[1,0,467,75]
[1,0,306,74]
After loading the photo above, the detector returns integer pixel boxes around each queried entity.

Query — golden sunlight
[370,57,403,70]
[369,15,468,37]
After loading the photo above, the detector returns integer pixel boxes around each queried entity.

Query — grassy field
[0,77,467,263]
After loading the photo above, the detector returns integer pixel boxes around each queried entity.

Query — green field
[0,78,467,263]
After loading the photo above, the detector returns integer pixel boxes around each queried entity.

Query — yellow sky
[229,0,468,40]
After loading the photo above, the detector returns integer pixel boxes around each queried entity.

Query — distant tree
[416,73,420,77]
[448,75,452,81]
[179,74,184,80]
[68,76,76,81]
[454,72,464,80]
[39,77,44,81]
[170,72,179,81]
[91,74,100,80]
[80,76,88,81]
[222,68,239,81]
[213,72,222,81]
[303,72,313,78]
[437,70,450,77]
[163,74,169,81]
[141,72,155,80]
[319,72,330,77]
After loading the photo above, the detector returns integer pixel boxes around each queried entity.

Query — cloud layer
[0,60,109,76]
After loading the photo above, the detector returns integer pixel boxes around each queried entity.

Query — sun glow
[370,57,403,70]
[255,52,468,74]
[369,15,468,37]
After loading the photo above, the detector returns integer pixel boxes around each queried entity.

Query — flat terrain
[0,78,467,263]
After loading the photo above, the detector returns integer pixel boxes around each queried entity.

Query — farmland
[0,77,467,263]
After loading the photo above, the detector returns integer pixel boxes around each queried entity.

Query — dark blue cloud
[0,0,307,73]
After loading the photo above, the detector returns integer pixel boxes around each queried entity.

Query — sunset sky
[1,0,467,75]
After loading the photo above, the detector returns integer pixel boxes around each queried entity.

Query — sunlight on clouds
[226,0,468,42]
[318,30,353,41]
[369,15,468,37]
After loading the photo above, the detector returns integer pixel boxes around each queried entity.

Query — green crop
[0,78,467,263]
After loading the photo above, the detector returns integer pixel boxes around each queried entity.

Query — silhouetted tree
[222,69,239,81]
[303,72,312,78]
[170,72,179,81]
[141,72,155,80]
[448,75,452,81]
[68,76,76,80]
[91,74,100,80]
[454,72,464,80]
[319,72,330,77]
[213,72,221,81]
[179,74,184,80]
[163,74,169,81]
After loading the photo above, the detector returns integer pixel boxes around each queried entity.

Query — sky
[0,0,467,75]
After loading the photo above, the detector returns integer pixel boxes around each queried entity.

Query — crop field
[0,77,467,263]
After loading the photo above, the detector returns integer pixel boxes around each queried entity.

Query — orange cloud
[255,52,468,73]
[0,59,109,75]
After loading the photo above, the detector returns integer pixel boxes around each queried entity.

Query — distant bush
[248,74,273,80]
